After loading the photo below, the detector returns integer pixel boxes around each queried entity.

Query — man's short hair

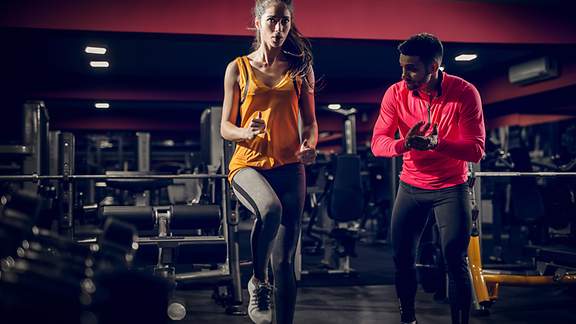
[398,33,443,66]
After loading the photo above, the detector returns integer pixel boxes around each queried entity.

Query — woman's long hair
[252,0,314,88]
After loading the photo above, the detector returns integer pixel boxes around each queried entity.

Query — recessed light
[328,104,341,110]
[162,140,175,147]
[455,54,477,62]
[90,61,109,68]
[95,103,110,109]
[85,46,107,55]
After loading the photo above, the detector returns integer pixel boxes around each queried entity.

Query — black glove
[405,123,438,151]
[405,121,431,150]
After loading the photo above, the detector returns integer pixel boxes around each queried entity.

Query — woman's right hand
[244,111,266,140]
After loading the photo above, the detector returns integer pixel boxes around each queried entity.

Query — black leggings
[231,163,305,324]
[391,181,472,324]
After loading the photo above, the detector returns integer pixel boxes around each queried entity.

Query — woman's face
[256,4,291,48]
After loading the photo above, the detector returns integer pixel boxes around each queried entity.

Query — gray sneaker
[247,279,272,324]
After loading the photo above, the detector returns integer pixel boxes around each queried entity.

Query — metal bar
[59,132,75,238]
[137,236,225,244]
[3,172,574,181]
[222,139,243,306]
[0,173,228,181]
[0,145,32,154]
[175,267,230,282]
[484,273,576,285]
[136,132,151,206]
[470,172,576,177]
[344,114,357,154]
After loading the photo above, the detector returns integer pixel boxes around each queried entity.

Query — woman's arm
[220,60,252,142]
[299,68,318,148]
[296,68,318,165]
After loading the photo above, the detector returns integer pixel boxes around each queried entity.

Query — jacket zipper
[427,97,433,124]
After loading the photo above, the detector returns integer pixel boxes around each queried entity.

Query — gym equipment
[481,141,576,263]
[358,153,394,245]
[302,154,364,277]
[0,133,245,320]
[298,107,364,279]
[0,186,164,324]
[0,101,50,181]
[100,199,226,320]
[466,170,576,315]
[1,174,240,320]
[1,105,245,321]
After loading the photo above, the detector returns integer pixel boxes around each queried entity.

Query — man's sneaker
[247,279,272,324]
[399,302,416,324]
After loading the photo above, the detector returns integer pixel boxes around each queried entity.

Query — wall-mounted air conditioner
[508,57,558,86]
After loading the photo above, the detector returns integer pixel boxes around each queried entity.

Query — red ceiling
[2,0,575,44]
[2,0,575,131]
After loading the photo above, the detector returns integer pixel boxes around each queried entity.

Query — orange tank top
[228,56,302,181]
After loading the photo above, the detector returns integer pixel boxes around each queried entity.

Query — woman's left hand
[296,139,316,165]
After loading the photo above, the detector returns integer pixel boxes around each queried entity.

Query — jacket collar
[412,70,444,98]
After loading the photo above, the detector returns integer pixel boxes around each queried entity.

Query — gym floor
[176,221,576,323]
[181,274,576,323]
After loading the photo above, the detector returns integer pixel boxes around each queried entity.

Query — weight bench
[100,203,227,320]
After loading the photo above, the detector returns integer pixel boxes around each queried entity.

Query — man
[371,33,485,324]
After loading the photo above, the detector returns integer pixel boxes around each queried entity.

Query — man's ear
[429,60,440,74]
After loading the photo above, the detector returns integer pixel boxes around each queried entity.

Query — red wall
[2,0,575,44]
[3,0,575,131]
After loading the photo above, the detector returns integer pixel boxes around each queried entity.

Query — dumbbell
[0,222,138,324]
[0,249,93,324]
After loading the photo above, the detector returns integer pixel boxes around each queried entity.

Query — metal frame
[0,174,228,181]
[467,171,576,314]
[296,107,361,279]
[470,171,576,177]
[0,139,244,315]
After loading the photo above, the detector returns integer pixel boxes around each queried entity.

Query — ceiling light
[455,54,477,62]
[328,104,341,110]
[95,102,110,109]
[85,46,107,55]
[98,139,113,149]
[162,140,175,147]
[90,61,109,68]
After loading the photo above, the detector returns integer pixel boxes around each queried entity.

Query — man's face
[399,54,433,91]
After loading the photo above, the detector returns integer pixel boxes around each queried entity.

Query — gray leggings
[231,163,305,324]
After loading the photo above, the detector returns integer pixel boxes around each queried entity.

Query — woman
[219,1,317,323]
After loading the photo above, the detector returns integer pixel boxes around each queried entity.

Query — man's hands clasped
[405,121,438,151]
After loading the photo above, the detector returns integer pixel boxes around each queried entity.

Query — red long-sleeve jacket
[371,72,485,189]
